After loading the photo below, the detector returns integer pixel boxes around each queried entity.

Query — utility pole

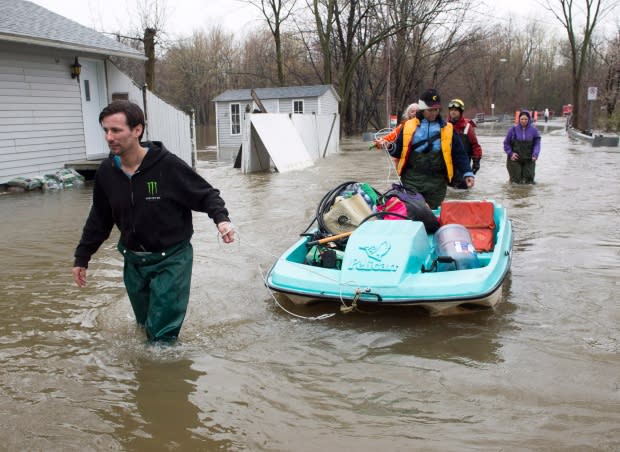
[144,27,156,92]
[385,4,391,129]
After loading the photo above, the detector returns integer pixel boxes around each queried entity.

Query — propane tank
[434,224,479,271]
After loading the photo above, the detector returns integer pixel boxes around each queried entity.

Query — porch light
[70,57,82,80]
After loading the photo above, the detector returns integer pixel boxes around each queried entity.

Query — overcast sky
[29,0,571,39]
[29,0,261,39]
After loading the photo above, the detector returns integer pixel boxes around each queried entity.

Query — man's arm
[72,175,115,287]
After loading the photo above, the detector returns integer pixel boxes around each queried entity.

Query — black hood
[138,141,169,172]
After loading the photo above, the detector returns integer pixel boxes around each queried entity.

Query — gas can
[434,224,479,271]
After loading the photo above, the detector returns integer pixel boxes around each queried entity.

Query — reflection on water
[1,128,619,450]
[123,356,223,451]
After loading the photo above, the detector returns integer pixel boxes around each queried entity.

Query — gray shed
[213,85,340,154]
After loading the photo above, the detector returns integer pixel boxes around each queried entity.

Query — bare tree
[158,27,239,124]
[238,29,282,85]
[245,0,298,86]
[547,0,612,129]
[600,29,619,129]
[107,0,169,92]
[136,0,169,91]
[307,0,458,134]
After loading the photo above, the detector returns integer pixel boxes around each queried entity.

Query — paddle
[306,231,353,247]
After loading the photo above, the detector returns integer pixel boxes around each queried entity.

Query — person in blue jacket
[72,100,235,342]
[503,109,541,184]
[391,89,475,209]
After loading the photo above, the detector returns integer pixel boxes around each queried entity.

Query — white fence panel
[144,91,192,166]
[290,113,339,159]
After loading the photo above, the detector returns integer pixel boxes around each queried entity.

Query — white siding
[277,98,320,114]
[215,102,245,153]
[105,63,143,105]
[318,90,339,115]
[260,99,278,113]
[0,45,84,183]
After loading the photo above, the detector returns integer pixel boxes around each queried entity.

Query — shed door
[79,59,108,160]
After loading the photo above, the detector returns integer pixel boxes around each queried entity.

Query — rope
[245,237,375,319]
[372,129,403,187]
[214,200,387,320]
[257,264,336,320]
[338,286,380,315]
[215,222,240,246]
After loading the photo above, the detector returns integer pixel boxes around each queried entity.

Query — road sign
[587,87,597,101]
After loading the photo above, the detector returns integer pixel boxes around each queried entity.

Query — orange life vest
[396,118,455,182]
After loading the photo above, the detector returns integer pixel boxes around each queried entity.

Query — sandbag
[6,177,42,191]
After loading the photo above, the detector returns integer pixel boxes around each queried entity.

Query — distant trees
[157,27,239,126]
[547,0,611,129]
[597,28,619,130]
[244,0,298,86]
[109,0,618,141]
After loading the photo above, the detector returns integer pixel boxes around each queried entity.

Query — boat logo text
[349,241,398,272]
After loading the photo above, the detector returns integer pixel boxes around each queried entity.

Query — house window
[230,103,240,135]
[293,100,304,114]
[84,80,91,101]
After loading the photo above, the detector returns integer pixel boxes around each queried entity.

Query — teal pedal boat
[266,200,513,315]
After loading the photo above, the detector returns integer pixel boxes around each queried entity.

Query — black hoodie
[74,141,230,267]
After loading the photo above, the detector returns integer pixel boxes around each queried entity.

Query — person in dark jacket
[72,100,235,342]
[447,98,483,189]
[391,89,475,209]
[503,109,541,184]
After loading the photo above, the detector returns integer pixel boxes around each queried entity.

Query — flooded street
[1,125,619,451]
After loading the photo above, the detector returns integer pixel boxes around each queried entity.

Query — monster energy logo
[147,181,158,196]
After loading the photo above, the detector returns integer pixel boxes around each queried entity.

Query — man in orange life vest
[390,89,475,209]
[373,102,419,150]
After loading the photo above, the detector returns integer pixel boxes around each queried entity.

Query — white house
[213,85,340,155]
[0,0,193,185]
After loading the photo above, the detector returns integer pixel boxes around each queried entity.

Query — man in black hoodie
[72,100,235,342]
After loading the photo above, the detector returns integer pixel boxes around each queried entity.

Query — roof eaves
[0,32,146,60]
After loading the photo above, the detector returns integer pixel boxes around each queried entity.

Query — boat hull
[278,282,505,316]
[568,127,619,147]
[266,200,513,316]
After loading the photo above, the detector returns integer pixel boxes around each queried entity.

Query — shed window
[230,103,240,135]
[293,100,304,114]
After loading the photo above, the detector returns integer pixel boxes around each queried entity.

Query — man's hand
[72,267,87,287]
[472,158,481,174]
[217,221,236,243]
[464,176,475,189]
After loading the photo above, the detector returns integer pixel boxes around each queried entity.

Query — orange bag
[439,201,495,251]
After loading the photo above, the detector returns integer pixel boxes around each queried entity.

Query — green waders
[118,240,193,342]
[401,150,447,210]
[507,139,536,184]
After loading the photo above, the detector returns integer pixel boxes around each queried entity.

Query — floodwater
[1,124,618,451]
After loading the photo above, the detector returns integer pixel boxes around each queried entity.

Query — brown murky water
[1,124,619,451]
